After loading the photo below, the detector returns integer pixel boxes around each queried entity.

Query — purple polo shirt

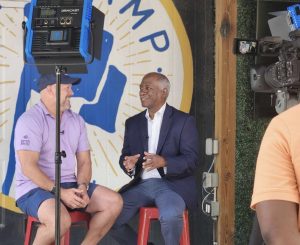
[14,101,90,200]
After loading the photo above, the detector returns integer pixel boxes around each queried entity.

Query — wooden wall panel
[215,0,237,244]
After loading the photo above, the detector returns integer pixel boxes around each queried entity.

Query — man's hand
[60,188,88,209]
[142,152,166,171]
[77,184,90,206]
[123,154,140,173]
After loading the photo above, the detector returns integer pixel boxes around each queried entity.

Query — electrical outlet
[203,172,219,188]
[204,200,220,217]
[205,138,219,155]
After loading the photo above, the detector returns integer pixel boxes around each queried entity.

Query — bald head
[142,72,170,95]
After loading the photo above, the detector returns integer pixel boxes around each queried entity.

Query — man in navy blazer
[111,72,200,245]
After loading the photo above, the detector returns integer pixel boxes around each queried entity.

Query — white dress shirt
[141,103,167,179]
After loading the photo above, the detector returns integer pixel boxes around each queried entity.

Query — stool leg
[24,213,89,245]
[62,233,68,245]
[138,209,152,245]
[180,211,190,245]
[24,217,34,245]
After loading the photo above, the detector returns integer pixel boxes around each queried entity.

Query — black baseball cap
[37,74,81,92]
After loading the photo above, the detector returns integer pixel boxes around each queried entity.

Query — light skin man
[15,74,123,245]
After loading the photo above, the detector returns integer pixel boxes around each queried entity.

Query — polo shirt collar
[38,100,72,119]
[38,100,51,116]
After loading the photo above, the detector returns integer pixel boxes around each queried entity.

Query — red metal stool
[24,211,91,245]
[137,207,190,245]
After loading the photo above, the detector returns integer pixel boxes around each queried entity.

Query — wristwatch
[78,183,89,191]
[50,186,56,194]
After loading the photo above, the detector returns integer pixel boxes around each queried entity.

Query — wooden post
[215,0,237,244]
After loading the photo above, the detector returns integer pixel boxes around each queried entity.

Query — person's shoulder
[167,105,192,119]
[269,103,300,132]
[274,103,300,122]
[126,110,146,123]
[17,104,43,124]
[15,104,46,134]
[280,103,300,116]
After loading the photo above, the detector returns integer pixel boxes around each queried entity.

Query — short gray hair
[142,72,170,94]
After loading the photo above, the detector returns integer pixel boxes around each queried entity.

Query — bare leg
[33,199,71,245]
[81,186,123,245]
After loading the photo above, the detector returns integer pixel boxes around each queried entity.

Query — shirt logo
[21,135,30,146]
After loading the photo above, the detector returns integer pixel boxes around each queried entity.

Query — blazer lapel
[156,104,173,154]
[139,111,148,152]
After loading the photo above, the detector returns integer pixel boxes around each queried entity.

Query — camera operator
[251,101,300,243]
[250,30,300,244]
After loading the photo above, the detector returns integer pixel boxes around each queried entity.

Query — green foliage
[235,0,270,243]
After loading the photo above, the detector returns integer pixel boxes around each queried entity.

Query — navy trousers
[110,178,186,245]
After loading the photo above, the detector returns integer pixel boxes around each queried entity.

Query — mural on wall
[0,0,193,213]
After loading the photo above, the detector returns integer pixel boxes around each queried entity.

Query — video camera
[250,30,300,94]
[235,4,300,114]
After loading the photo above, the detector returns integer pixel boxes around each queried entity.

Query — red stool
[24,211,91,245]
[137,207,190,245]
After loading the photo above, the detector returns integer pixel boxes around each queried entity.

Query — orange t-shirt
[251,104,300,218]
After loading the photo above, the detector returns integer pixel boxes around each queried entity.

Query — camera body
[250,30,300,94]
[249,30,300,113]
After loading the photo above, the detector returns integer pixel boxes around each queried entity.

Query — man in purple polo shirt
[14,74,123,245]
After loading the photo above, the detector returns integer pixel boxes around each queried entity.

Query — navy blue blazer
[119,104,200,209]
